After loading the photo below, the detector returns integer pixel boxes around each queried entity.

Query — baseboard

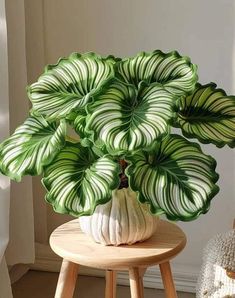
[30,243,198,293]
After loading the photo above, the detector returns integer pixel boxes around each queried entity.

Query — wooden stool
[50,219,186,298]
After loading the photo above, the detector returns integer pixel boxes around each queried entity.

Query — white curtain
[0,1,35,297]
[0,0,12,296]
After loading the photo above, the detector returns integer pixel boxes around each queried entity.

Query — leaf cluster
[1,50,234,221]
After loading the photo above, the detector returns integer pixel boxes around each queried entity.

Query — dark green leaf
[42,142,121,216]
[126,134,219,221]
[176,83,235,147]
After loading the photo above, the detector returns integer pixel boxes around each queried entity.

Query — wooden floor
[12,270,196,298]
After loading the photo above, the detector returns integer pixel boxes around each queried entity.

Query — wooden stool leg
[159,262,177,298]
[55,259,79,298]
[105,270,116,298]
[139,268,147,278]
[129,268,144,298]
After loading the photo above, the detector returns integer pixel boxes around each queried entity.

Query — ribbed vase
[79,187,159,246]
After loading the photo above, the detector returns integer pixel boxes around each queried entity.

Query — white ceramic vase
[79,187,159,246]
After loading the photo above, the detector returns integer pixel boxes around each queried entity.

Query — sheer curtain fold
[0,0,35,297]
[0,0,11,296]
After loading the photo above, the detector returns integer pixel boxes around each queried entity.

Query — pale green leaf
[116,50,198,96]
[28,53,118,120]
[0,116,66,181]
[86,78,175,154]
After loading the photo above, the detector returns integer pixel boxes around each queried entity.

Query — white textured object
[79,188,159,246]
[196,229,235,298]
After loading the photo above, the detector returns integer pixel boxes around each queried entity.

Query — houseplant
[0,50,234,245]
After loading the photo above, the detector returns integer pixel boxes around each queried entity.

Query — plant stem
[119,159,129,189]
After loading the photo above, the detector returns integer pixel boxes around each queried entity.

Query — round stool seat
[50,219,186,298]
[50,219,186,270]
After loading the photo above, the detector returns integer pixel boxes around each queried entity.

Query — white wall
[25,0,235,289]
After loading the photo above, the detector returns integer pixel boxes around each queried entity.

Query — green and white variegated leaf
[176,83,235,147]
[71,110,87,138]
[126,134,219,221]
[28,52,118,120]
[0,116,66,181]
[116,50,198,96]
[86,78,175,154]
[66,110,94,148]
[42,142,120,216]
